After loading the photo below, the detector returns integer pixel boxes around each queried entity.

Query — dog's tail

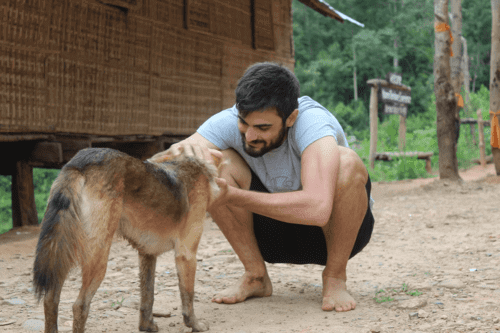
[33,169,87,303]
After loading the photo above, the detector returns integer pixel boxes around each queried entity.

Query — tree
[434,0,461,180]
[490,0,500,174]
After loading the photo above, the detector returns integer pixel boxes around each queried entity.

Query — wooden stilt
[11,160,38,228]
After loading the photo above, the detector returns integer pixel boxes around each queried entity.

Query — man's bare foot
[322,276,356,312]
[212,272,272,304]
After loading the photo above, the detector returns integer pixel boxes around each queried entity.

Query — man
[152,62,374,312]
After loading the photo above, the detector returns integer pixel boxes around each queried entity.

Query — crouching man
[152,62,374,312]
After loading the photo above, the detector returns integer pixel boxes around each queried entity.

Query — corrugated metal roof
[298,0,365,27]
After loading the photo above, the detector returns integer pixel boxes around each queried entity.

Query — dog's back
[33,148,218,332]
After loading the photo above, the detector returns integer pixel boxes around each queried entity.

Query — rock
[104,311,125,318]
[153,311,171,318]
[438,279,465,289]
[370,327,382,333]
[413,282,434,291]
[417,309,429,318]
[434,301,444,309]
[409,312,418,319]
[121,298,139,309]
[6,298,25,305]
[397,298,427,309]
[23,319,44,331]
[0,321,16,326]
[477,284,497,290]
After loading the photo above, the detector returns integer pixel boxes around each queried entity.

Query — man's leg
[209,149,272,303]
[321,147,369,312]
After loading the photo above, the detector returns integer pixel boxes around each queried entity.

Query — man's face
[237,107,287,158]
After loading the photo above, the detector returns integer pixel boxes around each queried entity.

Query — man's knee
[337,148,368,190]
[220,148,252,190]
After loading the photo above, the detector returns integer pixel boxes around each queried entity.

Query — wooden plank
[384,104,408,116]
[367,78,411,92]
[375,152,434,160]
[380,88,412,105]
[58,140,92,163]
[11,160,38,228]
[0,134,54,142]
[29,142,63,164]
[460,117,491,126]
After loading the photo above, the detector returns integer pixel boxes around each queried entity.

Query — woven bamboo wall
[0,0,294,136]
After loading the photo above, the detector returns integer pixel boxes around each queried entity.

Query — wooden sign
[380,87,411,105]
[384,104,407,117]
[387,72,402,86]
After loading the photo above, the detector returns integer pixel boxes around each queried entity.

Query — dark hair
[235,62,300,122]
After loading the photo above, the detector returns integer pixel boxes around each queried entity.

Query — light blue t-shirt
[197,96,349,193]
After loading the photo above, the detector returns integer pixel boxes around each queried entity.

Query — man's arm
[150,132,222,164]
[220,136,340,227]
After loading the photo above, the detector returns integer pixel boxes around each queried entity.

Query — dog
[33,147,220,333]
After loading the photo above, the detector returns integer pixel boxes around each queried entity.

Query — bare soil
[1,164,500,333]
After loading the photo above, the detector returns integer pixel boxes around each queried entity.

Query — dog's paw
[139,320,159,332]
[191,320,209,332]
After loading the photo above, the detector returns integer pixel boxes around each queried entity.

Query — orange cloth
[435,23,454,57]
[455,93,464,108]
[491,110,500,149]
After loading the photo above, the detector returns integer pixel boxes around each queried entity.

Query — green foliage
[374,283,423,303]
[0,168,59,234]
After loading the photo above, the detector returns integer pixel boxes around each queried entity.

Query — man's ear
[286,109,299,128]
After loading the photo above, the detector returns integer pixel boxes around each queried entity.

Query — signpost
[367,74,413,169]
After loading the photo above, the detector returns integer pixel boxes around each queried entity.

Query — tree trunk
[490,0,500,174]
[434,0,461,180]
[450,0,463,143]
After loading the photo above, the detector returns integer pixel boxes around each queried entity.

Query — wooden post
[369,84,379,169]
[11,160,38,228]
[477,109,486,167]
[398,114,406,151]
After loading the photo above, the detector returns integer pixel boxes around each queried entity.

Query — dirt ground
[1,164,500,333]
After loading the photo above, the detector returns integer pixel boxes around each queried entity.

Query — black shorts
[251,170,374,265]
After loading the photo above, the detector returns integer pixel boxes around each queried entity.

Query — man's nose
[246,127,258,142]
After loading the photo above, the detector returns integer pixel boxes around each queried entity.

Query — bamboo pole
[477,109,486,167]
[369,84,379,169]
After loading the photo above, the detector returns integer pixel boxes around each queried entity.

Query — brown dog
[33,148,220,333]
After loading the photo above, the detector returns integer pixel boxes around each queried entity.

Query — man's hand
[210,177,234,209]
[150,141,222,166]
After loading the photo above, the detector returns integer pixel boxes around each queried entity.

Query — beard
[241,123,288,158]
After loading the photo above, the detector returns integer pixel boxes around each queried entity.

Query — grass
[373,283,424,304]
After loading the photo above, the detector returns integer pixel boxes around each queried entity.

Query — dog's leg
[43,280,64,333]
[72,250,111,333]
[138,252,159,332]
[175,247,209,332]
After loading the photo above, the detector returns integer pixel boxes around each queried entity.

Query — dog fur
[33,148,220,333]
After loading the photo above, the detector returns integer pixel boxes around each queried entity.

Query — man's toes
[321,298,335,311]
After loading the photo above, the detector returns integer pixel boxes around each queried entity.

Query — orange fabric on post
[490,110,500,149]
[455,93,464,108]
[435,23,454,57]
